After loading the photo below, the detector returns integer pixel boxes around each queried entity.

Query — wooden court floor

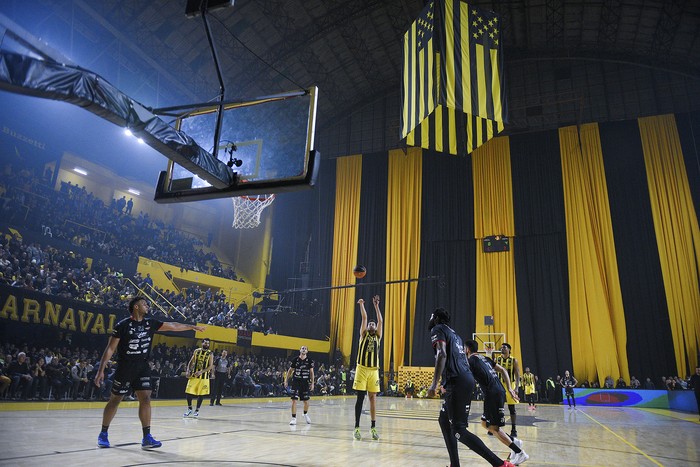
[1,395,698,466]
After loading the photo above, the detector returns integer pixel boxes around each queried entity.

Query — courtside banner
[0,284,192,337]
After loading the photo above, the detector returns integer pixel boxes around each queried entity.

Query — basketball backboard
[153,87,319,203]
[472,332,506,358]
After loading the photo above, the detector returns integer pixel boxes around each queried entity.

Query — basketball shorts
[502,380,519,405]
[186,377,211,396]
[352,364,380,393]
[443,374,474,430]
[111,360,153,395]
[482,388,506,427]
[290,379,311,401]
[524,383,535,395]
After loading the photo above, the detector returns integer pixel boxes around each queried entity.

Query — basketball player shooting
[352,295,383,441]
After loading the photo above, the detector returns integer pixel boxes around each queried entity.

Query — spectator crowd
[0,232,272,333]
[0,339,350,402]
[0,163,239,280]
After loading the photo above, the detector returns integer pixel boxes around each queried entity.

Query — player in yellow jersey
[494,343,521,439]
[184,338,214,417]
[352,295,383,441]
[522,367,536,410]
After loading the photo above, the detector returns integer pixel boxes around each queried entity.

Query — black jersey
[112,316,163,362]
[468,353,504,394]
[290,356,314,381]
[430,323,471,382]
[562,376,576,388]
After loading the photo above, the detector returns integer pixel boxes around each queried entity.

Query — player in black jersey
[284,345,315,425]
[427,308,515,467]
[94,296,205,450]
[562,370,578,408]
[465,340,529,465]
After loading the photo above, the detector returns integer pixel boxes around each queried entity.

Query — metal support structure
[597,0,621,45]
[277,275,440,295]
[545,0,564,45]
[200,0,226,161]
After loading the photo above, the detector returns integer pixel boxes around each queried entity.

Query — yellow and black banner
[402,0,506,156]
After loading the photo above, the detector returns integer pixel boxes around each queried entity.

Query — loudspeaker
[484,316,494,326]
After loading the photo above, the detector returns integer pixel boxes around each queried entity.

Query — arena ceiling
[3,0,700,160]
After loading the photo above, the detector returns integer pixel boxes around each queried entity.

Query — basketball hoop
[231,194,275,229]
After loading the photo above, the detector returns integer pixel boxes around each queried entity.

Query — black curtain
[313,158,337,343]
[676,111,700,223]
[510,129,572,380]
[413,152,475,366]
[677,110,700,369]
[599,120,676,382]
[266,158,336,342]
[351,152,389,364]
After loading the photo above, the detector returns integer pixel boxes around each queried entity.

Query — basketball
[353,265,367,278]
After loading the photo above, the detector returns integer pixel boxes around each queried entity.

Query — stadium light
[73,167,88,175]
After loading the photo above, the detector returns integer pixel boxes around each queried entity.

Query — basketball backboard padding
[154,149,320,203]
[0,50,235,189]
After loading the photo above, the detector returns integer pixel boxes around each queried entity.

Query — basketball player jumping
[352,295,383,441]
[184,338,214,417]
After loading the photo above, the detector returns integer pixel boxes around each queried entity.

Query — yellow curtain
[559,123,629,385]
[638,115,700,377]
[472,136,521,362]
[385,148,422,373]
[329,155,362,364]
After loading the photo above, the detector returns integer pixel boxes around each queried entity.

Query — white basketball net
[231,194,275,229]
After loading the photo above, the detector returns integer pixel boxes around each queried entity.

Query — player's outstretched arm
[357,298,368,334]
[160,322,206,332]
[373,295,383,339]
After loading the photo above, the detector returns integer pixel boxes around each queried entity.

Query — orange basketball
[353,265,367,278]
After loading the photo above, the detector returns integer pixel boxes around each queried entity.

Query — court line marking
[576,409,663,467]
[638,407,700,424]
